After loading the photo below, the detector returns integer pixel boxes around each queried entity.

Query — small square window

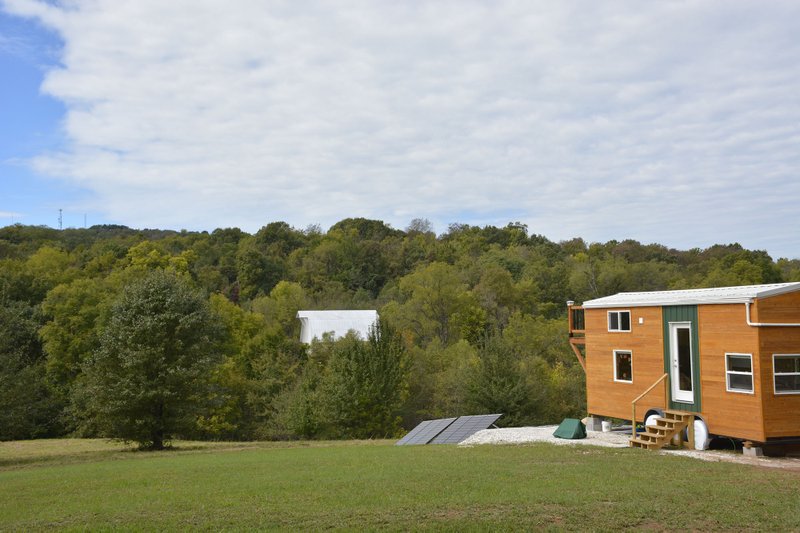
[614,350,632,383]
[774,354,800,394]
[725,353,753,393]
[608,311,631,332]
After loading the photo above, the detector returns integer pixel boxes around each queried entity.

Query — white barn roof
[582,282,800,309]
[296,310,379,344]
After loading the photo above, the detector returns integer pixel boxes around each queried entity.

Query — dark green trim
[662,305,701,413]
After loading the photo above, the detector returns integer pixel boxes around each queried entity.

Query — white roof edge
[756,283,800,299]
[296,310,379,319]
[581,282,800,309]
[583,298,751,309]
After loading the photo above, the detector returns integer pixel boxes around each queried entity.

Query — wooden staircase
[629,410,694,450]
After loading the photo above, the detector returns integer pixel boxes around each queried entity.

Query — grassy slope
[1,439,798,531]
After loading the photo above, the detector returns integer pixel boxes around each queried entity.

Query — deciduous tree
[77,271,223,449]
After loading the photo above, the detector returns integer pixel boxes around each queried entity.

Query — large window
[725,353,753,393]
[774,354,800,394]
[614,350,632,383]
[608,310,631,332]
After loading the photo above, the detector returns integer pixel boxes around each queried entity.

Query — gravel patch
[459,425,800,471]
[459,426,630,448]
[661,448,800,471]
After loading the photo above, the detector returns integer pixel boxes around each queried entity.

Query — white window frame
[773,354,800,395]
[725,353,754,394]
[607,310,631,332]
[613,349,633,383]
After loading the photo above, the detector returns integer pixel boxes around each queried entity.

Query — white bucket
[601,421,612,432]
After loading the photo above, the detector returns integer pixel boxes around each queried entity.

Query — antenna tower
[59,209,63,230]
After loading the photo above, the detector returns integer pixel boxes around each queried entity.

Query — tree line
[1,219,798,447]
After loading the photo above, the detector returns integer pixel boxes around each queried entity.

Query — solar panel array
[429,414,503,444]
[396,414,502,446]
[395,417,456,446]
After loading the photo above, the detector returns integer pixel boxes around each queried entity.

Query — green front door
[662,305,701,413]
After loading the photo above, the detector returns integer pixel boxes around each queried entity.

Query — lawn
[1,438,798,531]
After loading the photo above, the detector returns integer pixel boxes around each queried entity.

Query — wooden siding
[759,327,800,438]
[752,291,800,324]
[696,304,765,442]
[585,306,667,422]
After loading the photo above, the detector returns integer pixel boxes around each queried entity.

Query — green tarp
[553,418,586,439]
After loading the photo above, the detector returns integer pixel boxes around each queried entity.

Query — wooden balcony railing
[567,302,585,336]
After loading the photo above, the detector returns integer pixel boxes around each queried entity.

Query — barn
[296,310,379,344]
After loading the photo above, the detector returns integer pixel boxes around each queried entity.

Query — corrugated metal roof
[581,282,800,309]
[296,310,379,343]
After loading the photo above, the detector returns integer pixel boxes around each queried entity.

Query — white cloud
[3,0,800,257]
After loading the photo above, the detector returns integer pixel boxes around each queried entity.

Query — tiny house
[568,282,800,449]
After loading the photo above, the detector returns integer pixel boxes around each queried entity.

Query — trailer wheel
[644,409,663,427]
[689,418,710,450]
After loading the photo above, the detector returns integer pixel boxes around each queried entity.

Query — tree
[318,320,408,439]
[249,281,309,337]
[0,300,62,440]
[40,278,116,395]
[236,237,287,299]
[77,271,223,449]
[465,335,546,427]
[384,262,474,346]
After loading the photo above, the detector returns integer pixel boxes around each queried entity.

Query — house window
[608,310,631,332]
[614,350,633,383]
[774,354,800,394]
[725,353,753,393]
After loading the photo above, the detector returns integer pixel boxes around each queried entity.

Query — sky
[1,1,799,259]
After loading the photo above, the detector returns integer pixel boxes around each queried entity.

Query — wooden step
[664,409,693,420]
[630,438,660,449]
[652,417,679,427]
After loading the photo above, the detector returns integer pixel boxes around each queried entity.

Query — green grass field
[1,439,798,531]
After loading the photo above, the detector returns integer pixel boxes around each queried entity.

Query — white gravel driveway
[459,426,630,447]
[458,425,800,471]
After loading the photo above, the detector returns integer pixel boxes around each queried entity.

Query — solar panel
[395,417,457,446]
[429,413,502,444]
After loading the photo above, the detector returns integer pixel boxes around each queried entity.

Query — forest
[1,218,798,446]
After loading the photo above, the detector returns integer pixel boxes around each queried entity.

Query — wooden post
[567,301,574,334]
[569,340,586,372]
[687,416,695,450]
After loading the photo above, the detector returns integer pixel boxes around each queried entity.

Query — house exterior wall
[759,327,800,438]
[752,291,800,323]
[696,304,765,442]
[750,292,800,438]
[662,305,701,413]
[585,306,666,422]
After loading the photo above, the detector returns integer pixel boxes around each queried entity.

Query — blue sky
[1,1,799,259]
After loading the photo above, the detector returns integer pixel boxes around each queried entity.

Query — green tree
[77,271,223,449]
[383,262,474,346]
[0,301,62,440]
[249,281,309,337]
[465,335,546,427]
[204,293,306,439]
[236,237,287,299]
[40,278,116,395]
[318,321,408,438]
